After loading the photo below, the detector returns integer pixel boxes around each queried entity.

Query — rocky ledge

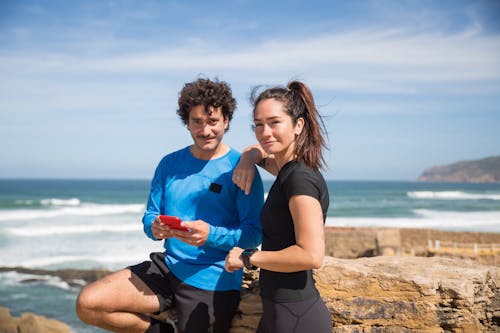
[4,256,497,333]
[2,227,499,333]
[0,306,75,333]
[233,256,500,333]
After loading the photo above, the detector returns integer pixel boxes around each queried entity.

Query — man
[76,78,264,333]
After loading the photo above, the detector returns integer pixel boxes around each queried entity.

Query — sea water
[0,179,499,332]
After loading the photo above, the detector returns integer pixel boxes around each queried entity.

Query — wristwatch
[241,248,258,270]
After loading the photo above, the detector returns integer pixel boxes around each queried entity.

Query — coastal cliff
[417,156,500,182]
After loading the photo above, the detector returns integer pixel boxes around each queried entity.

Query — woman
[225,81,331,332]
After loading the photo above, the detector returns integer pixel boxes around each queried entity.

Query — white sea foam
[40,198,81,206]
[407,191,500,200]
[413,209,500,225]
[5,223,142,236]
[326,210,500,233]
[0,271,74,290]
[19,253,152,268]
[0,203,145,221]
[14,199,35,205]
[10,293,29,300]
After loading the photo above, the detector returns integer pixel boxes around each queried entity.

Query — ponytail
[286,81,327,170]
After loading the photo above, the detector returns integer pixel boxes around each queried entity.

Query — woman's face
[253,98,303,161]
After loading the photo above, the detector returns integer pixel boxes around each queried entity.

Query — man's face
[186,105,228,159]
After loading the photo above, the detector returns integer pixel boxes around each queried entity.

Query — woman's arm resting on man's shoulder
[233,144,278,195]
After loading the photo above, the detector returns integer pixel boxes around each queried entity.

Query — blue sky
[1,0,499,180]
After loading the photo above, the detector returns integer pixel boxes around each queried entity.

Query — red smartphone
[158,215,190,232]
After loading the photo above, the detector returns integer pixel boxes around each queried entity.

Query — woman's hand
[232,159,256,195]
[225,247,244,272]
[232,145,266,195]
[233,146,278,194]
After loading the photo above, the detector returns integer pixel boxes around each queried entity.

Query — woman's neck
[274,145,296,171]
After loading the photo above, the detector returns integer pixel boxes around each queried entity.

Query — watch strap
[241,248,258,270]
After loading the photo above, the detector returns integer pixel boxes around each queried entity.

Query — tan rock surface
[231,256,500,333]
[0,307,75,333]
[2,227,499,333]
[326,227,500,266]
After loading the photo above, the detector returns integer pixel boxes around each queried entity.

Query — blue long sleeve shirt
[142,146,264,291]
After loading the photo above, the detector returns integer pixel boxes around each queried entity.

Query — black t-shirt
[259,160,329,302]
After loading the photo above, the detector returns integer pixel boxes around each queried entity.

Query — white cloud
[2,28,499,97]
[1,1,500,179]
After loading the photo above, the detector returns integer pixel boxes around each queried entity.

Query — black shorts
[257,295,332,333]
[128,252,241,333]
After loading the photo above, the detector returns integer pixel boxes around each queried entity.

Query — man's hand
[152,216,176,240]
[171,220,210,247]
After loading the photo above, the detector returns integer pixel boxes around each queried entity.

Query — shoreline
[0,227,498,286]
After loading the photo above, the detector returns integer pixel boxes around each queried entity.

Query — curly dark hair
[177,78,236,132]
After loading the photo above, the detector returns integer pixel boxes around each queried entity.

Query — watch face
[243,248,257,256]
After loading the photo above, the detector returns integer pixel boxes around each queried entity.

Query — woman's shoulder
[281,161,324,181]
[279,161,327,194]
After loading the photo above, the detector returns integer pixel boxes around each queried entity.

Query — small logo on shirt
[209,183,222,194]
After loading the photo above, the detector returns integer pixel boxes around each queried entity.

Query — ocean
[0,179,499,332]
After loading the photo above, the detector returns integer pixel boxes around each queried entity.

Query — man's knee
[75,285,101,322]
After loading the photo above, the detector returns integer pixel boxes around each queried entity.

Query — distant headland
[417,155,500,183]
